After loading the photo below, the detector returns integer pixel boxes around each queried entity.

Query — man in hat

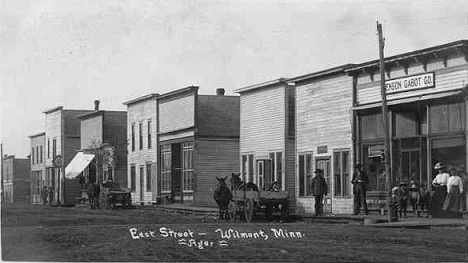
[311,169,328,216]
[352,163,369,215]
[398,181,409,218]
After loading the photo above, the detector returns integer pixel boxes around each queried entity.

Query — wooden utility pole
[1,143,3,204]
[377,21,392,222]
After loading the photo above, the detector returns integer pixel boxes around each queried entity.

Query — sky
[1,0,467,158]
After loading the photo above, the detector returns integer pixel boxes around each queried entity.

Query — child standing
[398,182,409,218]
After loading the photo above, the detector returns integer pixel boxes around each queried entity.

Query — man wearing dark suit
[352,163,369,215]
[311,169,328,216]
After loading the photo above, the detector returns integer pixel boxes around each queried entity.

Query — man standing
[41,186,48,204]
[311,169,328,216]
[352,163,369,215]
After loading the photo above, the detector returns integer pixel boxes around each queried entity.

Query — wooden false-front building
[289,65,356,214]
[235,79,296,211]
[346,40,468,206]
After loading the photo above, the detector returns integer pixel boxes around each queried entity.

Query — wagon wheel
[244,199,254,222]
[228,202,237,222]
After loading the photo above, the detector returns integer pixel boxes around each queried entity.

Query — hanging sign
[385,72,435,94]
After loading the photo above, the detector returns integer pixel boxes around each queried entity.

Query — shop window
[334,150,350,197]
[360,113,384,140]
[161,145,172,192]
[362,145,385,192]
[130,165,136,192]
[182,142,194,191]
[430,102,465,134]
[298,152,313,197]
[248,155,254,183]
[431,138,466,173]
[394,112,417,137]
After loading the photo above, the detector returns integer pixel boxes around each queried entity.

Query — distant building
[75,100,127,191]
[124,87,240,206]
[2,155,30,204]
[123,94,158,205]
[43,106,93,205]
[29,132,46,204]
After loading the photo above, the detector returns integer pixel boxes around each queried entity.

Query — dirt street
[1,204,467,262]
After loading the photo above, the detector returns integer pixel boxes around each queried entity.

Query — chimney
[216,88,225,96]
[94,100,100,111]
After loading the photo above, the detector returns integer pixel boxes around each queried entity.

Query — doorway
[316,158,331,213]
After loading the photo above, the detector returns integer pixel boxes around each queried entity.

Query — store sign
[368,145,384,158]
[385,72,435,94]
[317,146,327,154]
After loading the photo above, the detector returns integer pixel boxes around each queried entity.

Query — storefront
[348,40,468,208]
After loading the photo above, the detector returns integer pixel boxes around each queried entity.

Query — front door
[316,158,331,214]
[171,143,182,203]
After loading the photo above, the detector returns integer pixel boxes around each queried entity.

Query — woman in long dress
[431,162,449,218]
[442,169,464,218]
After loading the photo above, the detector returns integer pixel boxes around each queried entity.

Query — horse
[86,183,101,209]
[229,173,259,192]
[213,176,233,221]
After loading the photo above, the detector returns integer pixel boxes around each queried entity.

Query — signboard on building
[317,146,327,154]
[385,72,435,94]
[368,145,384,158]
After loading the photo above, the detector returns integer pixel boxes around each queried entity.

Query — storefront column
[465,95,468,174]
[426,105,432,188]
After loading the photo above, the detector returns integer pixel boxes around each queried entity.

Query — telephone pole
[377,21,392,222]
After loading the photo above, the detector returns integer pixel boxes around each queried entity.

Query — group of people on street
[431,162,464,218]
[311,163,369,216]
[310,160,465,219]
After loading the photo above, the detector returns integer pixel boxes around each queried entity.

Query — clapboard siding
[240,84,285,154]
[296,72,354,214]
[159,94,195,133]
[127,98,157,204]
[296,74,353,153]
[45,110,62,167]
[193,139,240,207]
[357,62,468,105]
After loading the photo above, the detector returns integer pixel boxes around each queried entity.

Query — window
[269,152,284,190]
[130,165,136,192]
[47,139,50,159]
[430,102,465,133]
[40,145,43,163]
[288,88,295,137]
[31,148,35,164]
[241,154,254,183]
[147,120,152,149]
[139,166,145,193]
[360,112,384,140]
[36,146,39,164]
[139,123,143,150]
[298,152,313,196]
[161,145,172,192]
[333,150,350,197]
[182,142,194,191]
[52,139,57,158]
[131,124,135,152]
[146,164,152,192]
[107,165,113,181]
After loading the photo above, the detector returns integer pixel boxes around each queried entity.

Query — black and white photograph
[1,0,467,262]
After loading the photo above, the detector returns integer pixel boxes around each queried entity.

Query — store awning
[353,89,465,111]
[65,152,95,179]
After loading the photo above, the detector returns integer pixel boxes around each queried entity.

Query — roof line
[287,64,356,83]
[234,78,287,93]
[123,93,159,106]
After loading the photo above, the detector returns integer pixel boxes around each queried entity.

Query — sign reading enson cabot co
[385,72,435,94]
